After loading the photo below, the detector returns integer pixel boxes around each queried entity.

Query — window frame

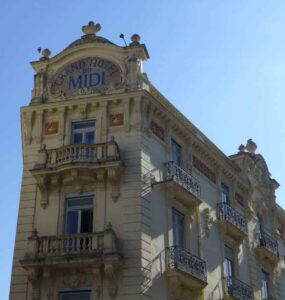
[64,194,94,235]
[71,119,96,145]
[221,182,230,204]
[261,269,270,299]
[172,207,185,248]
[59,289,91,300]
[171,138,182,166]
[224,244,235,279]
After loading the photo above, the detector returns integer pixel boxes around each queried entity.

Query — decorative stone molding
[104,261,119,299]
[34,111,44,144]
[123,98,131,132]
[31,138,123,206]
[203,208,213,238]
[108,167,120,202]
[92,268,102,299]
[36,176,50,209]
[24,111,34,145]
[58,106,66,142]
[27,268,42,300]
[62,269,89,289]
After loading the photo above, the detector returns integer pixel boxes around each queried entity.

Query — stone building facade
[10,21,285,300]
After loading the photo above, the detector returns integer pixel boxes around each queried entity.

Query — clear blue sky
[1,1,285,298]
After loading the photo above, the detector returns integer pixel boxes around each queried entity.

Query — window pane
[171,139,182,166]
[65,211,79,234]
[73,133,83,144]
[224,245,234,260]
[60,291,90,300]
[224,245,234,278]
[221,183,230,204]
[262,270,269,298]
[225,258,234,277]
[85,132,95,144]
[172,208,184,247]
[72,120,96,144]
[81,210,93,233]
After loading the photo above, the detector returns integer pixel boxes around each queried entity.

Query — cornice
[147,84,249,190]
[21,90,145,113]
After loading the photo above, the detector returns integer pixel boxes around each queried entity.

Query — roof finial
[246,138,257,154]
[238,144,245,152]
[40,48,51,60]
[130,34,141,46]
[82,21,101,36]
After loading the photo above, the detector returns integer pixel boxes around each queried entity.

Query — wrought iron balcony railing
[166,246,207,283]
[217,202,247,234]
[33,137,120,170]
[259,230,279,257]
[23,226,120,261]
[164,161,201,199]
[225,276,253,300]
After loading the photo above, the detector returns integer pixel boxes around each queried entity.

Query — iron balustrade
[217,202,247,234]
[259,230,279,257]
[166,246,207,282]
[225,276,253,300]
[164,161,201,199]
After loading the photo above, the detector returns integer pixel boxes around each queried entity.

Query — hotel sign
[49,57,122,97]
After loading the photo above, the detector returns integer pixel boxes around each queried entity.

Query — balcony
[21,225,122,271]
[162,161,202,209]
[217,203,247,241]
[256,230,279,266]
[31,137,124,207]
[224,276,253,300]
[166,246,207,294]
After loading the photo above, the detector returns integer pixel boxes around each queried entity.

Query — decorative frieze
[150,120,165,141]
[235,192,244,207]
[109,113,124,126]
[193,155,216,184]
[44,121,59,135]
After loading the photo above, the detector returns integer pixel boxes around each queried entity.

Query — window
[59,290,91,300]
[71,120,95,144]
[171,139,182,166]
[65,195,94,234]
[261,269,270,299]
[221,183,230,204]
[172,208,185,248]
[224,244,234,278]
[257,214,264,232]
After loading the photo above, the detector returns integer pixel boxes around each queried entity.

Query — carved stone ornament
[27,268,42,300]
[62,270,89,289]
[203,208,213,237]
[245,138,257,154]
[40,48,51,60]
[104,262,119,299]
[82,21,101,36]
